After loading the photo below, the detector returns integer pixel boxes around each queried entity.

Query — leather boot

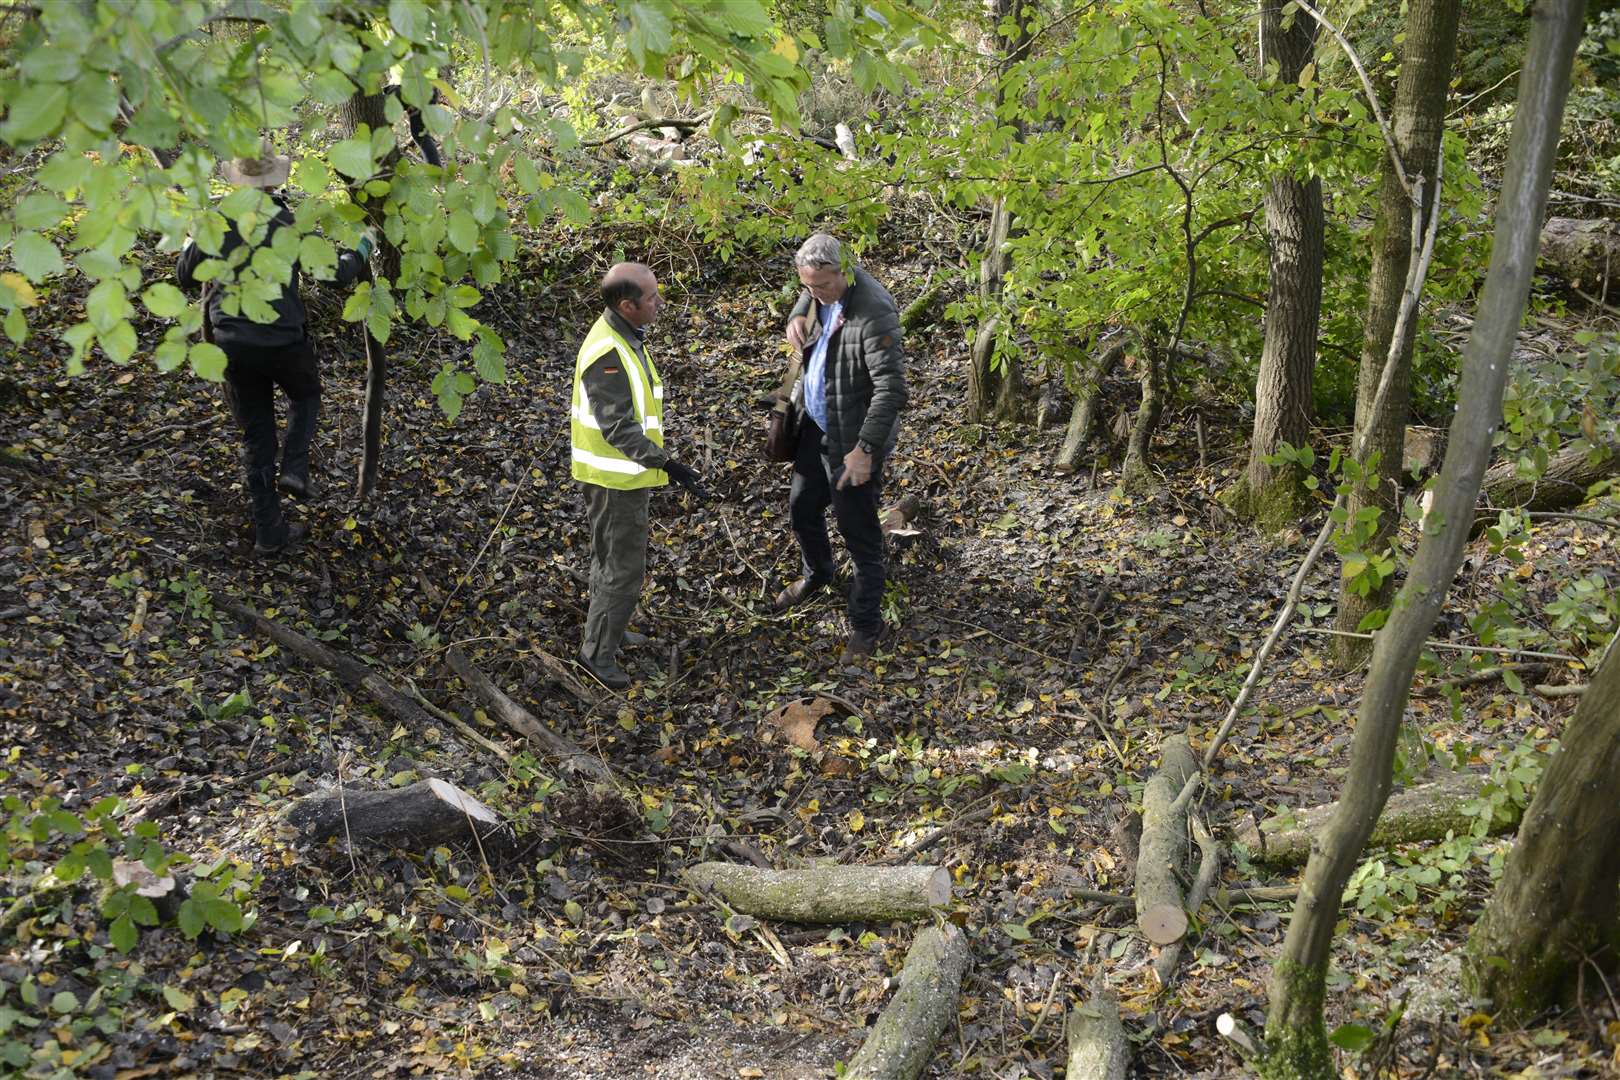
[278,394,319,499]
[772,575,832,614]
[247,465,303,555]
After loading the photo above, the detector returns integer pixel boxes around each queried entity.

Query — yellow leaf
[2,272,39,307]
[771,34,799,63]
[849,810,865,833]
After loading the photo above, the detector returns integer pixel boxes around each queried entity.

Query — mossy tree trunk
[1463,637,1620,1021]
[1259,2,1584,1073]
[1120,334,1165,493]
[1332,0,1461,666]
[1236,0,1324,531]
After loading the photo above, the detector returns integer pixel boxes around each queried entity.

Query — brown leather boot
[772,576,831,613]
[841,623,891,664]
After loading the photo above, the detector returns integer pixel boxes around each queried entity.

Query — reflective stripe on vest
[570,315,667,489]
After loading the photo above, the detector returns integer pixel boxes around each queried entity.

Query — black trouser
[221,336,319,543]
[789,416,885,634]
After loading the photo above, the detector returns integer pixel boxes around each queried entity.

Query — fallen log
[218,599,444,734]
[880,496,925,549]
[1064,987,1130,1080]
[287,777,501,847]
[1134,735,1200,945]
[1538,216,1620,289]
[899,280,943,333]
[1480,439,1620,514]
[1235,769,1523,867]
[446,646,610,779]
[1151,815,1219,987]
[684,863,950,924]
[844,924,970,1080]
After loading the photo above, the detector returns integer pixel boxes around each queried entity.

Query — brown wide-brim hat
[221,142,291,189]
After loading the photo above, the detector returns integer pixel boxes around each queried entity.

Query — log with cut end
[1134,735,1200,945]
[288,777,502,848]
[1480,439,1620,514]
[1235,770,1522,867]
[684,863,950,924]
[1064,988,1130,1080]
[844,924,970,1080]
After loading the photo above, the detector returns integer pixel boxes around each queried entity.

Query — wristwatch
[856,438,878,455]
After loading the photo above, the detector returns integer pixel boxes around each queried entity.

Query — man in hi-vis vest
[572,262,709,689]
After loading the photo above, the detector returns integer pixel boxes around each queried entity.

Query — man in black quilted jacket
[772,233,909,662]
[177,143,371,555]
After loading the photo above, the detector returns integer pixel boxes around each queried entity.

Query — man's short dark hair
[601,263,651,312]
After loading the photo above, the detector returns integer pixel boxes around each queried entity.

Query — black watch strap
[857,438,877,455]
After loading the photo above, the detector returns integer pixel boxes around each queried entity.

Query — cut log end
[1139,903,1188,946]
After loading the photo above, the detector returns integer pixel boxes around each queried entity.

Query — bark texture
[1239,0,1324,530]
[1333,0,1462,666]
[288,778,501,847]
[1464,639,1620,1021]
[1236,770,1521,867]
[1056,338,1126,473]
[1261,2,1584,1073]
[341,88,397,502]
[1134,735,1199,945]
[683,863,951,924]
[1120,336,1165,493]
[1064,988,1130,1080]
[1480,439,1620,512]
[845,925,970,1080]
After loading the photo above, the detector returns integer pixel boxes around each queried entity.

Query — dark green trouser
[580,483,650,668]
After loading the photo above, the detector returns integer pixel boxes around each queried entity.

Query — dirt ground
[2,236,1616,1078]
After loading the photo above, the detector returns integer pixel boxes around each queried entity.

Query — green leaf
[109,912,138,952]
[513,154,540,194]
[329,135,374,180]
[4,307,26,345]
[177,898,206,939]
[189,342,227,381]
[21,44,84,83]
[36,151,90,193]
[1328,1023,1376,1052]
[1502,668,1524,694]
[12,231,66,282]
[99,320,136,364]
[473,335,506,383]
[142,283,187,318]
[447,209,479,254]
[1002,922,1032,941]
[627,2,674,68]
[154,338,188,372]
[49,991,77,1015]
[162,985,195,1011]
[14,193,69,231]
[1,82,70,142]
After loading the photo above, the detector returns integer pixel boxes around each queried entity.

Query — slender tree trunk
[1333,0,1462,665]
[967,0,1030,424]
[1121,334,1165,493]
[1236,0,1324,530]
[1260,3,1584,1074]
[342,88,399,502]
[1463,637,1620,1021]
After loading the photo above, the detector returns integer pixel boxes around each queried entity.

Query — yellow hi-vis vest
[570,315,667,489]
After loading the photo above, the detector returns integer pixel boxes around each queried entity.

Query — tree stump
[288,778,502,848]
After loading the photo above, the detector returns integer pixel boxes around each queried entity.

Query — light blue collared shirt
[803,299,842,431]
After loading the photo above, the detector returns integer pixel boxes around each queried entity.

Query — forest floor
[3,230,1618,1079]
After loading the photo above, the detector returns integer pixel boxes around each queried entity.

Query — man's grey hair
[794,233,843,270]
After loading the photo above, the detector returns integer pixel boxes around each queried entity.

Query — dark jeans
[789,417,885,634]
[221,337,320,541]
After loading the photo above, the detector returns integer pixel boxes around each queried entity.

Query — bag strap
[199,281,215,346]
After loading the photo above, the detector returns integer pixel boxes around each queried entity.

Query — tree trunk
[683,863,951,924]
[1237,0,1325,532]
[844,925,970,1080]
[1463,638,1620,1021]
[1260,3,1583,1074]
[1236,770,1522,867]
[1056,338,1126,473]
[966,0,1031,425]
[1120,335,1165,493]
[1333,0,1462,667]
[342,88,398,502]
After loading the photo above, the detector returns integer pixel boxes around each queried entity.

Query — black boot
[278,393,319,499]
[247,465,304,555]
